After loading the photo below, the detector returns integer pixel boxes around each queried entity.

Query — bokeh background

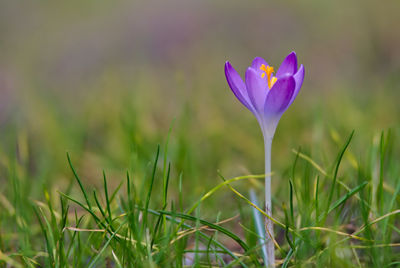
[1,0,400,205]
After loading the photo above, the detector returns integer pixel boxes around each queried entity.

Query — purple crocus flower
[224,52,304,267]
[225,51,304,138]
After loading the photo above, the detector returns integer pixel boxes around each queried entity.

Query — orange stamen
[260,64,277,89]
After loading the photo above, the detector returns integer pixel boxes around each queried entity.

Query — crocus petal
[264,75,295,115]
[276,51,298,78]
[225,62,254,111]
[288,64,305,106]
[245,67,268,113]
[251,57,268,70]
[251,57,270,78]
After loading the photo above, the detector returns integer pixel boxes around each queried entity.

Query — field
[0,0,400,267]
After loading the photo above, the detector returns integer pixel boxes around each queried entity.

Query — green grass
[0,84,399,267]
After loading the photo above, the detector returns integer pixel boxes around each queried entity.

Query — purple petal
[276,52,298,78]
[224,62,254,111]
[251,57,269,79]
[264,75,295,115]
[251,57,268,70]
[245,67,268,113]
[289,64,305,106]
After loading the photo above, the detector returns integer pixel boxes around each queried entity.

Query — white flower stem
[264,136,275,267]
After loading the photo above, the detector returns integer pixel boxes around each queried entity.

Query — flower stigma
[260,64,278,89]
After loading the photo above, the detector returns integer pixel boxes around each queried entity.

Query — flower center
[260,64,278,89]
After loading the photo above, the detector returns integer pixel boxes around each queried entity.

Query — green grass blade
[142,145,160,233]
[66,153,92,210]
[289,179,295,226]
[328,181,368,215]
[103,171,113,223]
[322,130,354,224]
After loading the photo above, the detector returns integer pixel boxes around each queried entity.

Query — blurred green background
[1,0,400,205]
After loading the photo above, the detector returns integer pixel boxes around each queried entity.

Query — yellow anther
[260,64,277,89]
[270,77,277,87]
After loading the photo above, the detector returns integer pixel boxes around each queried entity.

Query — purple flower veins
[225,52,305,138]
